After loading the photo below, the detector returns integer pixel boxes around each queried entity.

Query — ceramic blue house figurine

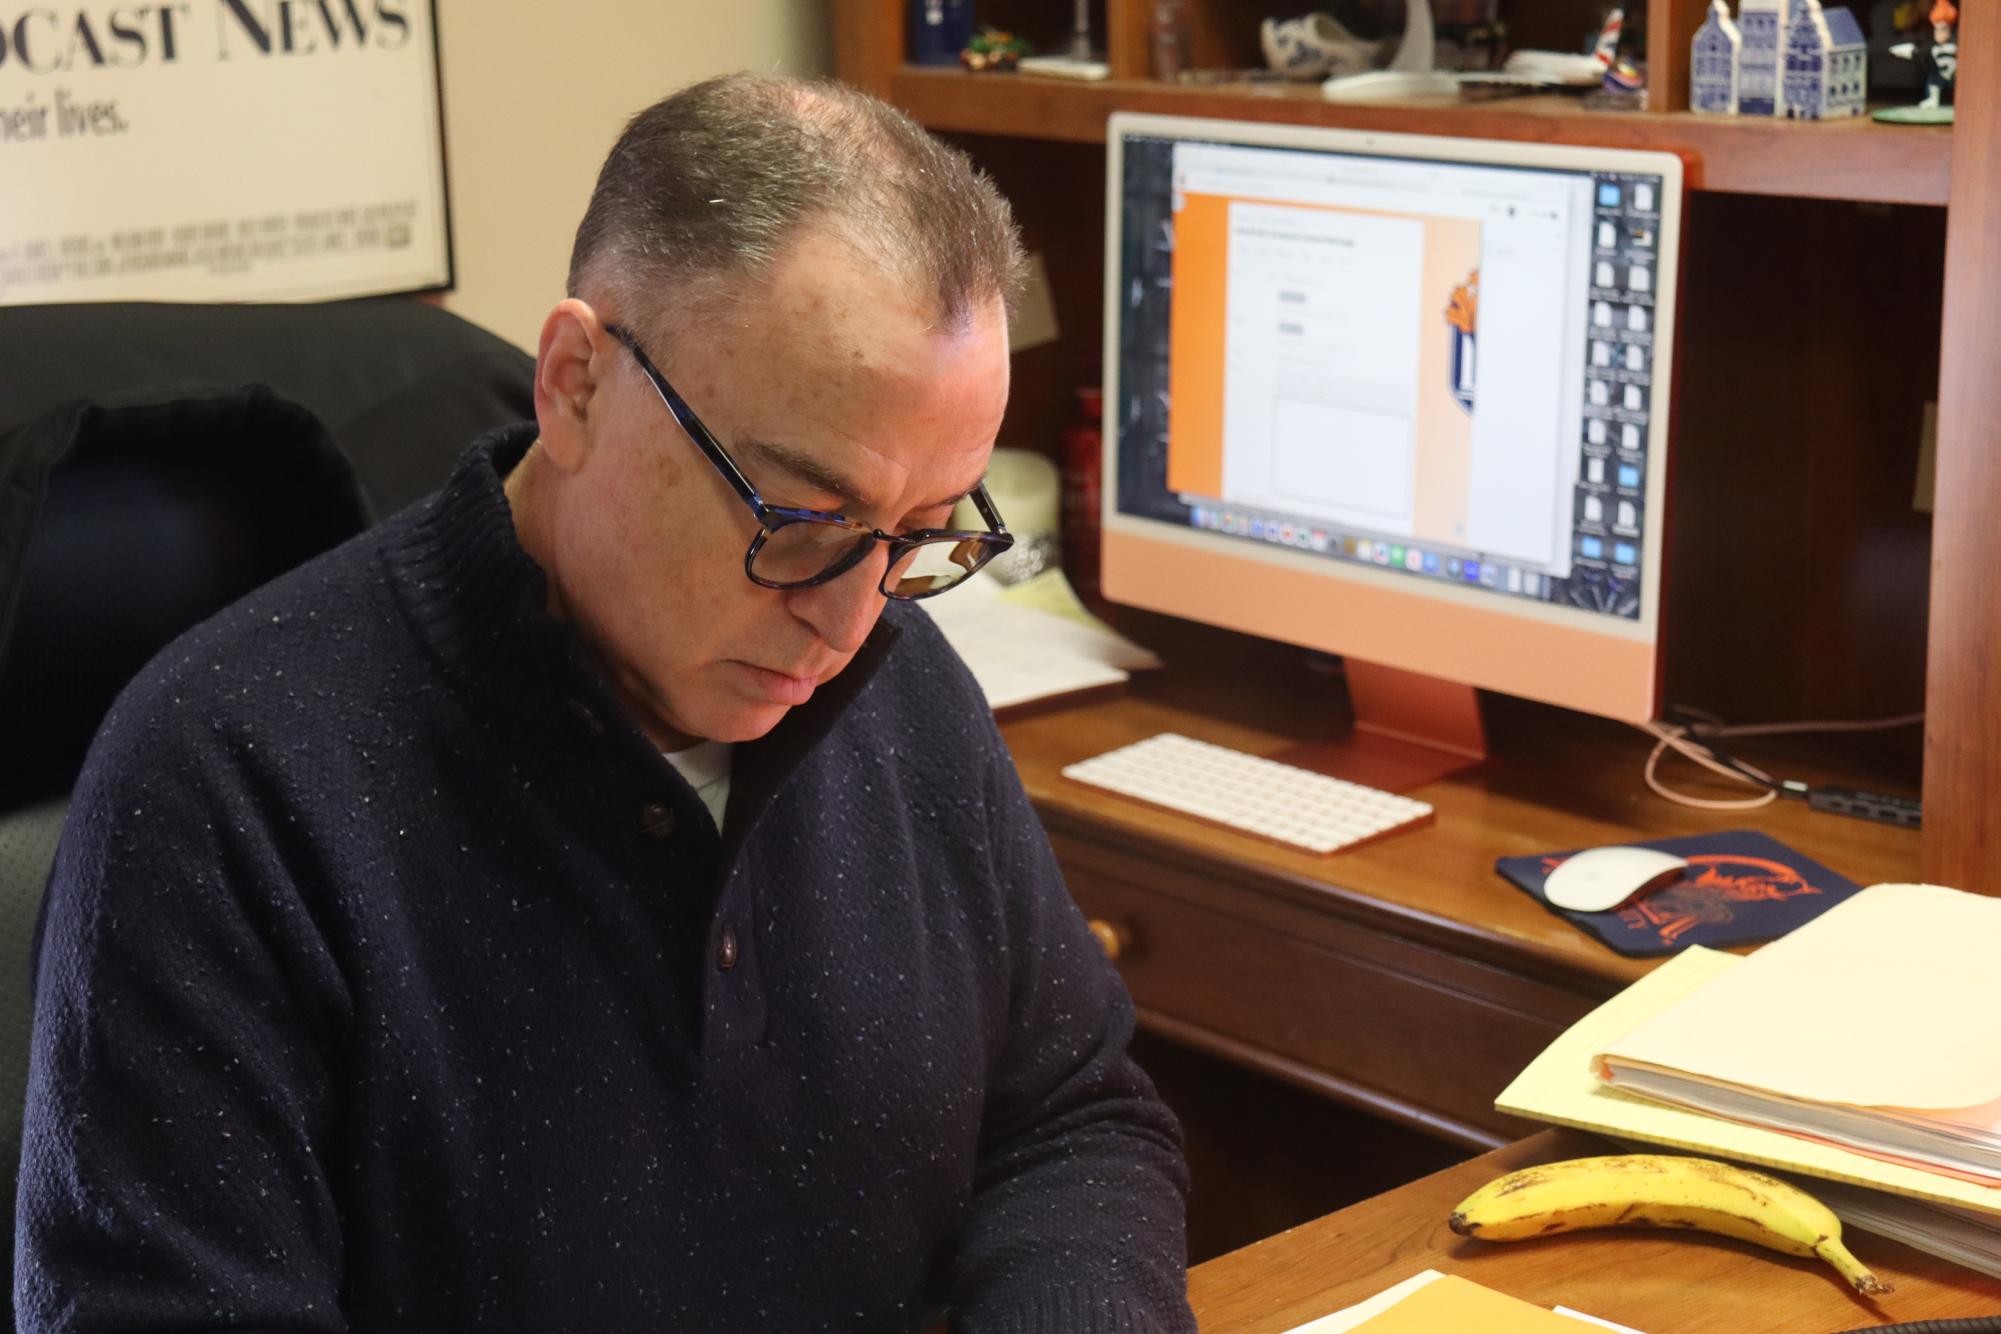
[1782,0,1867,118]
[1691,0,1744,112]
[1737,0,1788,113]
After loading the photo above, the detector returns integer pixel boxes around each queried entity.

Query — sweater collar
[388,426,902,830]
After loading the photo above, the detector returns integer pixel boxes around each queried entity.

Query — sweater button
[566,699,606,736]
[717,926,739,971]
[638,802,676,840]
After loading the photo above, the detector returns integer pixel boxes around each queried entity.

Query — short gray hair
[568,73,1026,340]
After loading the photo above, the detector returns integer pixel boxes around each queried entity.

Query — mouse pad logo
[1497,831,1864,957]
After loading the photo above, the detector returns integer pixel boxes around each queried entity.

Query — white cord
[1634,711,1923,812]
[1641,721,1777,810]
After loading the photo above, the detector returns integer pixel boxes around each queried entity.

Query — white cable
[1632,711,1921,812]
[1640,721,1777,810]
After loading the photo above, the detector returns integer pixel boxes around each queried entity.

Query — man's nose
[785,550,889,654]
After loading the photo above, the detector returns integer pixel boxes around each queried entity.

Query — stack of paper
[1597,884,2001,1183]
[918,569,1160,714]
[1496,884,2001,1276]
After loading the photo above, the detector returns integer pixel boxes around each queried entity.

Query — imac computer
[1100,114,1685,790]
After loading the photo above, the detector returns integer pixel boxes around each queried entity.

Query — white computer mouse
[1543,846,1690,913]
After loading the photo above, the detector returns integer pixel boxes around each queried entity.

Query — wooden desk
[1000,645,1924,1150]
[1187,1129,2001,1332]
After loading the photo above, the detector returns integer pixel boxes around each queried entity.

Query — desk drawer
[1067,864,1589,1146]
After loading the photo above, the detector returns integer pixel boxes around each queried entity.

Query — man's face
[541,233,1011,750]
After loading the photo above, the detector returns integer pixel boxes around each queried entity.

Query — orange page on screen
[1165,190,1484,550]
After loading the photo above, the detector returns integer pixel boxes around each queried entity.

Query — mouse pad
[1495,829,1865,957]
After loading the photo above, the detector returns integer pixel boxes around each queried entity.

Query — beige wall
[434,1,833,352]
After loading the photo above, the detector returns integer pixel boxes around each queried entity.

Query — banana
[1448,1154,1892,1296]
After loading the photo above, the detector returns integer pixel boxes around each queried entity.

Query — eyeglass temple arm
[604,323,763,509]
[970,484,1011,538]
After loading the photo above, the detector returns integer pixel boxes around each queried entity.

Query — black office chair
[0,298,536,1321]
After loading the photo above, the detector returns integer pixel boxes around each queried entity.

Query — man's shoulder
[87,514,424,775]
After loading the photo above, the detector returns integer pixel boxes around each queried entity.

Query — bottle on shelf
[1061,386,1104,599]
[907,0,973,66]
[1151,0,1191,80]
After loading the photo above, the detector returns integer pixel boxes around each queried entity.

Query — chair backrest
[0,299,535,520]
[0,387,372,810]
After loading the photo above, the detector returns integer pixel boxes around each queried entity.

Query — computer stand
[1275,659,1488,793]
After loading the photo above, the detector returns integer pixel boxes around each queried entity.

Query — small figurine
[1691,0,1744,113]
[1890,0,1957,106]
[1736,0,1790,113]
[959,25,1030,72]
[1781,0,1868,118]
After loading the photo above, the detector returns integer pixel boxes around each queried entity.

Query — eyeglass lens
[750,523,993,598]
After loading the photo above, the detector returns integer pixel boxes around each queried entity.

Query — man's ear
[533,298,610,474]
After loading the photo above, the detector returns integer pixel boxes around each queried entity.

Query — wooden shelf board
[892,67,1951,206]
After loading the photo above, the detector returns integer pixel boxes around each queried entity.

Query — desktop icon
[1599,182,1622,207]
[1580,535,1605,559]
[1615,541,1638,565]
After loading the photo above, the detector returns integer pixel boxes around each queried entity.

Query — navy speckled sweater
[16,427,1194,1332]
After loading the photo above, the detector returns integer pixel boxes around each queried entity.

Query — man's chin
[663,698,793,748]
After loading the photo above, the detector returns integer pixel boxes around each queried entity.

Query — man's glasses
[605,323,1013,601]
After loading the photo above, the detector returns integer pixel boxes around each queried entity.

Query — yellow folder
[1496,929,2001,1218]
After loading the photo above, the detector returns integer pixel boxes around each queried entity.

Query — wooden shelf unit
[888,67,1951,205]
[835,0,2001,886]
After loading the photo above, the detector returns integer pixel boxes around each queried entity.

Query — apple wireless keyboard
[1061,732,1435,855]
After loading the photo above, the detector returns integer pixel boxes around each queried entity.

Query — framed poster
[0,1,451,305]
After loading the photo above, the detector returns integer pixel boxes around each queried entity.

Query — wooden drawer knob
[1088,918,1129,961]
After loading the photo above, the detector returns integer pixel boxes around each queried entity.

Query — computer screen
[1102,115,1684,725]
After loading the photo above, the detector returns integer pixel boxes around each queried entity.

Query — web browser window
[1115,131,1667,620]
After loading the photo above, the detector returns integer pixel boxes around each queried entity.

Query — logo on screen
[1446,269,1479,415]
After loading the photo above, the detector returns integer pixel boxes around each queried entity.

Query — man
[17,74,1195,1331]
